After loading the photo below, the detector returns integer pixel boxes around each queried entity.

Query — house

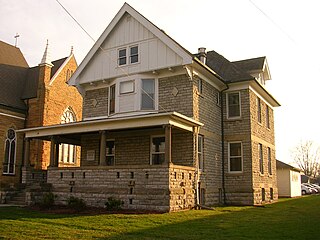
[0,40,82,192]
[17,3,280,211]
[276,160,301,197]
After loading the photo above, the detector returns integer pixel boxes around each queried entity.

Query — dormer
[232,57,271,86]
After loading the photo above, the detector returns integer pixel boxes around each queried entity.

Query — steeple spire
[70,46,74,56]
[40,39,53,67]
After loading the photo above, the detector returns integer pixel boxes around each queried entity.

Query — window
[259,143,264,174]
[141,79,155,110]
[198,79,203,94]
[109,84,115,114]
[270,188,274,200]
[3,128,16,174]
[257,97,262,123]
[198,135,204,170]
[106,140,115,166]
[262,188,266,201]
[266,106,270,128]
[59,108,76,164]
[151,136,165,165]
[120,81,134,94]
[227,92,241,118]
[130,46,138,64]
[268,147,272,175]
[118,48,126,66]
[228,142,242,172]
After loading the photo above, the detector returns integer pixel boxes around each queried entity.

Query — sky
[1,0,320,165]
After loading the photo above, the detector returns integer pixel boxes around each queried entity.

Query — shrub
[40,192,55,208]
[105,197,124,211]
[67,196,86,210]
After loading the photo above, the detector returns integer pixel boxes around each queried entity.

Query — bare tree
[291,141,320,177]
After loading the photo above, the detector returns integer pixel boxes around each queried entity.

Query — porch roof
[17,112,203,140]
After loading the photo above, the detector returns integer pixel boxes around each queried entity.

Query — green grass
[0,196,319,239]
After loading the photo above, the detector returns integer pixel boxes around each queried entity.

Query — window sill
[2,173,15,176]
[226,117,242,121]
[226,171,243,176]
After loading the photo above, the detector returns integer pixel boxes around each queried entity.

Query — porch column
[49,137,56,167]
[165,125,172,163]
[55,140,60,167]
[23,138,30,167]
[99,130,106,166]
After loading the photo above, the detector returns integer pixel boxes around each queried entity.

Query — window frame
[106,139,115,166]
[228,141,243,173]
[198,78,203,95]
[141,78,155,110]
[109,84,116,115]
[267,147,272,175]
[198,135,204,171]
[257,97,262,124]
[118,48,127,66]
[259,143,264,174]
[3,128,16,175]
[150,135,165,165]
[129,45,139,64]
[119,80,135,95]
[227,92,241,119]
[266,105,270,129]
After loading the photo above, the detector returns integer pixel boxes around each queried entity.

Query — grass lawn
[0,195,319,239]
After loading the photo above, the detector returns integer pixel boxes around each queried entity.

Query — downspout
[220,85,229,205]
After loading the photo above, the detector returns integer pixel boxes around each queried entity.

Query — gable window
[228,142,242,172]
[198,135,204,170]
[267,147,272,175]
[227,92,241,118]
[257,97,262,123]
[109,84,116,114]
[59,108,76,164]
[130,46,138,64]
[259,143,264,174]
[106,140,115,166]
[120,80,134,94]
[151,136,165,165]
[118,48,127,66]
[141,79,155,110]
[3,128,16,174]
[266,106,270,129]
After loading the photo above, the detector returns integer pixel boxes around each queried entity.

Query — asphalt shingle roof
[0,40,29,68]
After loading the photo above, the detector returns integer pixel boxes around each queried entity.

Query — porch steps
[5,190,26,206]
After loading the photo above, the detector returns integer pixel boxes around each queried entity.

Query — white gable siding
[78,14,183,84]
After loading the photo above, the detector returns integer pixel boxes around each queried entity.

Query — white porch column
[165,125,172,163]
[99,130,106,166]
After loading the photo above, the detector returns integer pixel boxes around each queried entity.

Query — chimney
[198,47,206,64]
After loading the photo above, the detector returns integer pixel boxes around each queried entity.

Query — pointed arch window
[59,107,76,164]
[3,128,16,174]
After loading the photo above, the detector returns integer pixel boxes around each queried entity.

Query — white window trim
[140,78,158,111]
[118,48,127,66]
[3,128,16,175]
[118,45,140,67]
[106,139,115,166]
[228,141,243,173]
[129,45,139,64]
[119,80,135,95]
[150,135,165,165]
[226,92,241,119]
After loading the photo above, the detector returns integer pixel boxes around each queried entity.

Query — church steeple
[39,40,53,67]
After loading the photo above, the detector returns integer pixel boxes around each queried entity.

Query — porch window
[151,136,165,165]
[141,79,155,110]
[109,84,116,114]
[106,140,115,166]
[227,92,241,118]
[228,142,242,172]
[3,128,16,174]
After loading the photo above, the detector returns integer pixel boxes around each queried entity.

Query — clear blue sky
[1,0,320,164]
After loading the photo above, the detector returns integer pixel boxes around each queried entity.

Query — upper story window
[198,78,203,94]
[267,147,272,175]
[109,84,116,115]
[257,97,262,123]
[141,79,155,110]
[198,135,204,171]
[228,142,242,173]
[3,128,16,175]
[227,92,241,118]
[151,136,165,165]
[118,45,139,66]
[259,143,264,174]
[266,106,270,129]
[118,48,127,66]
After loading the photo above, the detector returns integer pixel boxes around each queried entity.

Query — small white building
[276,160,301,197]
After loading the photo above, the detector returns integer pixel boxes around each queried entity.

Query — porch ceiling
[17,112,203,140]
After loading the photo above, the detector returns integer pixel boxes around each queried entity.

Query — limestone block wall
[83,87,109,119]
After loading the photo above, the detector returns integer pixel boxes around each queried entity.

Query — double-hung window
[109,84,116,115]
[257,98,262,123]
[267,147,272,175]
[118,48,127,66]
[228,142,242,172]
[198,135,204,170]
[141,79,155,110]
[259,143,264,174]
[151,136,165,165]
[266,106,270,129]
[130,46,138,64]
[118,46,139,66]
[227,92,241,118]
